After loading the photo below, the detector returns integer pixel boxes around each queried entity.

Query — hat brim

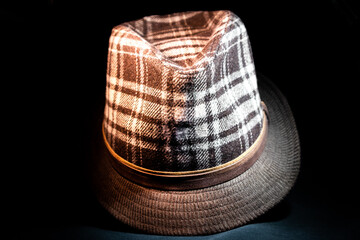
[90,73,301,235]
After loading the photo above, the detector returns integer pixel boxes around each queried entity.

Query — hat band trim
[102,102,268,190]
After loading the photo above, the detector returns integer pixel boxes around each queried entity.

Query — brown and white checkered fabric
[103,10,263,172]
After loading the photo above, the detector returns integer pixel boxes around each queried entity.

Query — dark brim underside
[91,73,301,236]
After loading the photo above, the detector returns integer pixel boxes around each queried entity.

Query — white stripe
[108,48,159,60]
[105,105,162,139]
[153,36,209,47]
[193,64,255,100]
[107,75,185,101]
[111,35,151,49]
[108,87,186,122]
[156,39,207,51]
[192,110,262,150]
[104,121,159,151]
[220,20,246,45]
[108,88,161,115]
[162,47,203,58]
[110,27,126,146]
[143,12,200,23]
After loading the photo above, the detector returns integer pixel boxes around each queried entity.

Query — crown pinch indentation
[104,11,264,172]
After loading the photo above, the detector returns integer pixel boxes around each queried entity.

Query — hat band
[102,102,269,191]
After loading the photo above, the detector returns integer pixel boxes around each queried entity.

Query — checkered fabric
[103,10,263,172]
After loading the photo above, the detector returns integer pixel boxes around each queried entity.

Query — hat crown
[103,10,263,172]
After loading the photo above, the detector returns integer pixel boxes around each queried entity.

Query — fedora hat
[91,10,300,235]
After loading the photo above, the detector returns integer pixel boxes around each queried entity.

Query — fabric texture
[104,10,263,171]
[92,74,300,235]
[92,10,301,236]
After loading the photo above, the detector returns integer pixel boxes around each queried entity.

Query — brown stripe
[102,106,268,190]
[166,52,199,60]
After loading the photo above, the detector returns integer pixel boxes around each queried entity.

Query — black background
[3,0,360,239]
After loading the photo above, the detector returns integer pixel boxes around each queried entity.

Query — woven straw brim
[91,74,300,235]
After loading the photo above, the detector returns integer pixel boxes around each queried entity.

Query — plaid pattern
[103,11,263,171]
